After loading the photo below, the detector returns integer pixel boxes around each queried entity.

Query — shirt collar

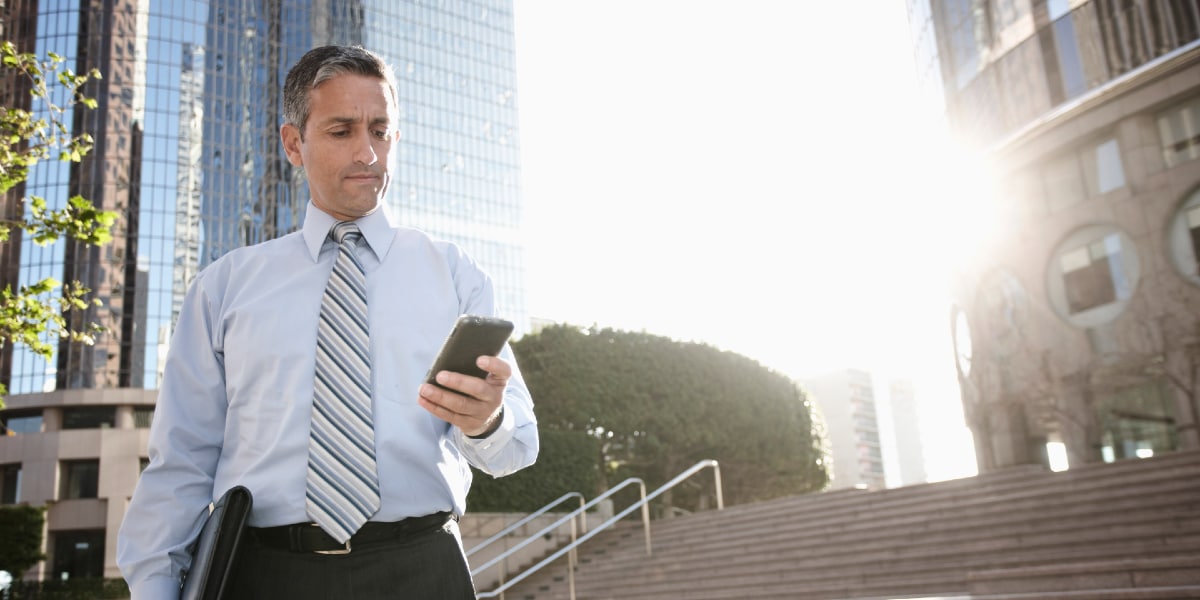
[301,202,396,263]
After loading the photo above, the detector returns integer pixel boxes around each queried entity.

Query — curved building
[908,0,1200,472]
[0,0,526,581]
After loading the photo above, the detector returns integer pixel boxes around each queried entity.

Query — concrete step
[555,539,1200,600]
[493,451,1200,600]
[566,505,1200,580]
[512,518,1200,598]
[643,460,1198,544]
[732,464,1194,525]
[641,491,1200,560]
[959,586,1200,600]
[967,556,1200,595]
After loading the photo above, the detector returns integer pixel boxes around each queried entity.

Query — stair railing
[465,491,587,560]
[471,477,647,583]
[476,459,723,600]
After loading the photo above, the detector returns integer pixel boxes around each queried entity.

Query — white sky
[511,0,982,482]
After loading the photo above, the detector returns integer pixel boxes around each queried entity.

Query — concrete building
[906,0,1200,471]
[0,0,527,581]
[888,378,929,486]
[802,369,886,490]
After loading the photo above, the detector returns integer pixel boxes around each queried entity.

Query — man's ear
[280,123,304,167]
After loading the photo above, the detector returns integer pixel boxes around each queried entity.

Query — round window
[1166,187,1200,287]
[1046,225,1139,328]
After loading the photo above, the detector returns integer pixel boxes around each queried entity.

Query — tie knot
[331,221,361,245]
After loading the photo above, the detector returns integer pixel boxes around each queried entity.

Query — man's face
[281,73,399,221]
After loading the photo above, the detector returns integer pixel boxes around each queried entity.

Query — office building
[802,369,886,490]
[907,0,1200,471]
[888,379,928,486]
[0,0,527,581]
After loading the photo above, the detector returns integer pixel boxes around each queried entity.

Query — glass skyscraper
[4,0,527,395]
[0,0,526,581]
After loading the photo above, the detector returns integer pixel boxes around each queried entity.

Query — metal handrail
[476,459,722,600]
[465,491,587,559]
[471,477,647,578]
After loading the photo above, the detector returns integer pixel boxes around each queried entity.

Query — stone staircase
[485,450,1200,599]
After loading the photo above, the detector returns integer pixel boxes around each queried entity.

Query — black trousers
[226,517,477,599]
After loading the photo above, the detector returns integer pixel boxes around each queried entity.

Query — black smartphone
[424,315,515,388]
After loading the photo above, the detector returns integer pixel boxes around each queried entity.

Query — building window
[51,530,105,581]
[1094,0,1170,74]
[1098,379,1177,462]
[59,460,100,500]
[1087,138,1125,195]
[133,406,154,428]
[1047,225,1140,327]
[1061,237,1123,313]
[1158,95,1200,167]
[1051,13,1087,100]
[942,0,986,89]
[61,406,116,430]
[1,463,20,504]
[1048,0,1071,20]
[1167,188,1200,285]
[1,410,43,434]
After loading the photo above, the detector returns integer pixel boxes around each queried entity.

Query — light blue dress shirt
[116,203,538,599]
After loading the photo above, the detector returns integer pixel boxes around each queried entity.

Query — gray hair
[282,45,399,136]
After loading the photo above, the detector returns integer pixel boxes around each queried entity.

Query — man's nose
[353,132,378,165]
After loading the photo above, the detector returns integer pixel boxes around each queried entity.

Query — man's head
[283,45,400,136]
[281,45,401,221]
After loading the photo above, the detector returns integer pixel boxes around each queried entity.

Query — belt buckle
[310,524,352,555]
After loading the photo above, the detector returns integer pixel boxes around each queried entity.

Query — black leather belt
[250,512,455,554]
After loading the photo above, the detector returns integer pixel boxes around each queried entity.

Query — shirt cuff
[467,405,505,439]
[130,575,181,600]
[459,404,514,455]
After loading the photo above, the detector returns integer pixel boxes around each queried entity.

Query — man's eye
[373,130,388,139]
[331,130,349,137]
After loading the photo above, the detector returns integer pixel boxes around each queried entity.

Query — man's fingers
[476,355,512,384]
[418,383,497,435]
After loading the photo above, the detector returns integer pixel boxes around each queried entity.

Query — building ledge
[2,388,158,410]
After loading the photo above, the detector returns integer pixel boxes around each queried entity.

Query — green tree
[0,42,115,406]
[0,504,46,580]
[510,324,830,511]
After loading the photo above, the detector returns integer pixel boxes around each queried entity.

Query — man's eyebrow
[316,115,391,127]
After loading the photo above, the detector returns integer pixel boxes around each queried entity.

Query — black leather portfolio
[181,485,253,600]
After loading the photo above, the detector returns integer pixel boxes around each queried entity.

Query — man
[117,45,538,599]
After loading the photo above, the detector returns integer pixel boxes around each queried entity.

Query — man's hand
[418,355,510,437]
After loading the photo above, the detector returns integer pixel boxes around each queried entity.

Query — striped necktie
[306,221,380,543]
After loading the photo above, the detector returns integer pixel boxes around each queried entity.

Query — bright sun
[516,0,985,483]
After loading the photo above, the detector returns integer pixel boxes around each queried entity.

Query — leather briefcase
[181,485,253,600]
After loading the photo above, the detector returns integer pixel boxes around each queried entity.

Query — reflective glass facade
[912,0,1200,148]
[2,0,527,394]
